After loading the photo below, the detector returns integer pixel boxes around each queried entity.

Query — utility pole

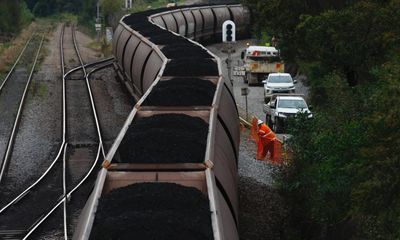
[227,43,233,85]
[96,1,101,42]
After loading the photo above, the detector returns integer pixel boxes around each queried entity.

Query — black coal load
[118,114,208,163]
[142,78,216,106]
[90,182,213,240]
[164,58,218,76]
[162,43,212,59]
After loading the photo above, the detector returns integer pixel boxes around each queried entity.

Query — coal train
[73,3,250,240]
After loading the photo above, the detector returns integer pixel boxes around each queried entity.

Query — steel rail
[61,24,66,143]
[64,57,114,77]
[22,195,65,240]
[71,24,106,158]
[0,27,113,215]
[20,52,112,237]
[0,35,45,183]
[23,141,103,240]
[0,35,33,93]
[62,143,68,240]
[22,25,109,238]
[22,58,108,236]
[0,24,111,239]
[0,24,67,214]
[0,144,65,214]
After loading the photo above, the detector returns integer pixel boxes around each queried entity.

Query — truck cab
[263,94,312,133]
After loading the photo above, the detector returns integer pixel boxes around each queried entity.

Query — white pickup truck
[263,94,313,133]
[262,73,297,103]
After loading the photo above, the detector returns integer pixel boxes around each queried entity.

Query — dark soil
[142,77,216,106]
[239,176,288,240]
[117,114,209,163]
[163,58,218,76]
[90,182,213,240]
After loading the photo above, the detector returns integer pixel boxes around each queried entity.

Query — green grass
[0,42,12,55]
[87,38,113,57]
[87,41,102,51]
[45,13,78,25]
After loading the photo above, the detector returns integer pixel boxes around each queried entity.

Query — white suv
[262,73,296,102]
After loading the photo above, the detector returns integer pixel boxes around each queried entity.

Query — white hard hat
[257,119,263,125]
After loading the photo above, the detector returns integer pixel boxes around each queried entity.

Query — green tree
[0,0,33,35]
[101,0,123,24]
[244,0,400,239]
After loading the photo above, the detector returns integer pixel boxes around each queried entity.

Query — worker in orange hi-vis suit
[256,119,276,160]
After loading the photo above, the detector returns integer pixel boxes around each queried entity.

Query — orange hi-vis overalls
[257,123,276,160]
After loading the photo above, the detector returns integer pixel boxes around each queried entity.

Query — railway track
[0,35,44,183]
[0,24,112,240]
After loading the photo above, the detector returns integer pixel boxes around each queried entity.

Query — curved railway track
[0,24,114,240]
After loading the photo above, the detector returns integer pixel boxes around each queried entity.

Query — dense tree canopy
[243,0,400,239]
[0,0,33,35]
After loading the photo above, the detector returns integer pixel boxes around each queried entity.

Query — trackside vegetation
[243,0,400,239]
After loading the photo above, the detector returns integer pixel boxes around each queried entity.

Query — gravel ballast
[90,182,213,240]
[118,114,209,163]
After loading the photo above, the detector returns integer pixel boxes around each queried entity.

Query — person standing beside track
[256,119,276,160]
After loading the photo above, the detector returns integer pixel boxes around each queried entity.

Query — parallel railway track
[0,24,113,240]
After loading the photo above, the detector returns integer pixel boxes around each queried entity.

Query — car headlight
[277,113,287,118]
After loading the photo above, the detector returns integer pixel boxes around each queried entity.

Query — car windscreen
[268,75,292,83]
[278,99,307,109]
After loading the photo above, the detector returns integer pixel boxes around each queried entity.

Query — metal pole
[245,94,248,120]
[96,1,100,42]
[227,43,232,85]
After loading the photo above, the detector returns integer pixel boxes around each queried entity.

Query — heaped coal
[142,78,216,106]
[90,182,213,240]
[164,58,218,76]
[162,43,212,59]
[118,114,209,163]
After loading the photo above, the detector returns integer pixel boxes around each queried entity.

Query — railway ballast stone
[90,182,213,240]
[142,77,216,106]
[118,114,208,163]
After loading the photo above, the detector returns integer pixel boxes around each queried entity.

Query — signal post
[222,20,236,85]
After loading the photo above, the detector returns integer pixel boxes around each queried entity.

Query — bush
[244,0,400,238]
